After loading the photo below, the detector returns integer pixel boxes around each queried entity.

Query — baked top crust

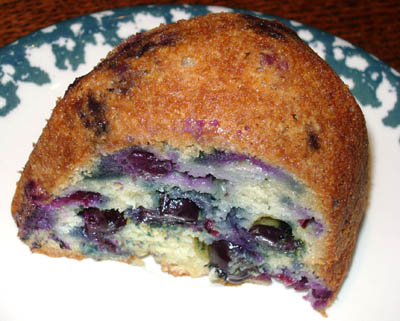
[12,12,369,311]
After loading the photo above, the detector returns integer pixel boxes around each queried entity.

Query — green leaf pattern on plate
[1,5,399,133]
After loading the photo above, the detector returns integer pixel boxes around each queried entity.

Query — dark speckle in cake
[135,32,178,58]
[101,31,179,71]
[113,64,144,94]
[50,233,71,250]
[87,93,107,136]
[333,199,339,210]
[24,180,49,203]
[307,130,320,151]
[243,15,297,40]
[75,93,108,136]
[31,242,42,249]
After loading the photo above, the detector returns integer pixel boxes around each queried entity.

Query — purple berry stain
[52,191,104,208]
[184,118,206,139]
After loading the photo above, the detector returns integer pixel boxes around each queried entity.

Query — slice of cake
[11,12,369,314]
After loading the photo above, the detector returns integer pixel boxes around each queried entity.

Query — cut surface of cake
[11,12,369,315]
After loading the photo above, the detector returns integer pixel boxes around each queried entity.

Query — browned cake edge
[11,13,369,313]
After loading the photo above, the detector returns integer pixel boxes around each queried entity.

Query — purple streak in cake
[158,172,216,193]
[21,181,54,237]
[281,196,324,235]
[196,150,247,164]
[51,191,105,208]
[23,207,54,233]
[226,213,255,249]
[127,198,200,226]
[195,150,302,191]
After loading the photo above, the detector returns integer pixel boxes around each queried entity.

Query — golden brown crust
[12,12,368,309]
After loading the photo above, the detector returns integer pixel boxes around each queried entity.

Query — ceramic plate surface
[1,5,399,321]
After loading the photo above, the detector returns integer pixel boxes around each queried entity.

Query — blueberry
[208,240,253,283]
[249,221,299,251]
[78,207,127,239]
[127,196,199,226]
[208,240,232,272]
[159,195,199,223]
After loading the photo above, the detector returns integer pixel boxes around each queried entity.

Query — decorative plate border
[1,5,399,133]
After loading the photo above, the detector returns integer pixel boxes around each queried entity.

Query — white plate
[1,5,399,321]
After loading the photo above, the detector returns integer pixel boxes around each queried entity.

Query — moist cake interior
[22,146,332,309]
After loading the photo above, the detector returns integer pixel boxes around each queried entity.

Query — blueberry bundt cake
[11,13,368,314]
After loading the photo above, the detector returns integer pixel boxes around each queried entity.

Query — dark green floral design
[1,5,399,130]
